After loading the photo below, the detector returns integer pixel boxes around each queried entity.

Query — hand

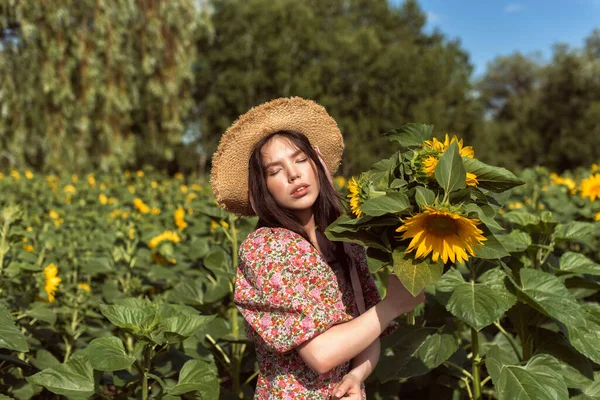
[331,372,362,399]
[384,274,425,317]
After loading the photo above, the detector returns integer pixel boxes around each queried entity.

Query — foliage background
[1,0,599,176]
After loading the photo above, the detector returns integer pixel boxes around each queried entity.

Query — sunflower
[580,174,600,202]
[347,177,364,218]
[466,172,479,187]
[422,156,438,177]
[148,230,181,249]
[423,134,474,158]
[174,206,187,231]
[43,263,61,302]
[395,206,486,264]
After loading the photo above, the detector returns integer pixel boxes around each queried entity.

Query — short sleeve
[234,229,348,354]
[348,243,399,337]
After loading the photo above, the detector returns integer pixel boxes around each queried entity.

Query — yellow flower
[221,220,230,229]
[99,194,108,205]
[49,210,59,219]
[422,156,438,177]
[71,174,79,183]
[185,193,197,203]
[87,174,96,187]
[133,198,150,214]
[181,185,188,194]
[191,184,202,191]
[10,170,20,180]
[580,174,600,202]
[424,134,474,158]
[508,202,523,210]
[151,207,161,215]
[466,172,479,187]
[128,185,136,194]
[210,220,220,232]
[136,170,144,177]
[174,172,184,180]
[100,183,106,191]
[25,170,33,179]
[550,173,576,192]
[395,206,486,264]
[108,197,116,204]
[347,177,364,218]
[174,206,187,231]
[77,282,91,293]
[128,228,135,240]
[592,164,600,173]
[26,226,32,232]
[23,244,34,252]
[43,263,61,302]
[334,176,347,189]
[148,230,181,249]
[63,185,76,194]
[151,181,158,189]
[595,212,600,221]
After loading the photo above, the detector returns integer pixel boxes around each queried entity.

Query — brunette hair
[248,130,351,266]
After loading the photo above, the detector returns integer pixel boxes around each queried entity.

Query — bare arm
[297,273,424,375]
[349,337,380,382]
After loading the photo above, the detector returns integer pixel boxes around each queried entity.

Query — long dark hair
[248,130,351,268]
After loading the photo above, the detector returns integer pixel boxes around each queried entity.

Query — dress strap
[343,242,366,315]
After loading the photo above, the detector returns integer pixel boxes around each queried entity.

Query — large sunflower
[395,206,486,264]
[580,174,600,202]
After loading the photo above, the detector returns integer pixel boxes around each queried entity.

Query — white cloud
[426,11,441,24]
[504,3,525,13]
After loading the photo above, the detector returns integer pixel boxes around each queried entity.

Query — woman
[210,97,424,399]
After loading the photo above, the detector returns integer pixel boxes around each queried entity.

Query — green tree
[194,0,480,176]
[0,0,204,171]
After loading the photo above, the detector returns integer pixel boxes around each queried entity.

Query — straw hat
[210,97,344,216]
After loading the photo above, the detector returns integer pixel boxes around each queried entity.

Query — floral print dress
[234,227,391,399]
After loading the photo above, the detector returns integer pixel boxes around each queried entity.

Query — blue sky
[392,0,600,77]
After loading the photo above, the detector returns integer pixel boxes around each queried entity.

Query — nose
[288,166,301,182]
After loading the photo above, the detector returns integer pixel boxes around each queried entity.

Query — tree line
[0,0,598,175]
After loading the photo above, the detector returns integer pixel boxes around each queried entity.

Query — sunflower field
[1,127,600,399]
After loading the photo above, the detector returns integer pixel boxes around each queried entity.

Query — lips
[290,183,310,195]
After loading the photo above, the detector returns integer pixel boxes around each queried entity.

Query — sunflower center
[425,215,458,236]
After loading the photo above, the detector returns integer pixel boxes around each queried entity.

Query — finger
[332,380,352,399]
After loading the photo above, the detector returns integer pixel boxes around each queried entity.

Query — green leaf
[203,247,231,275]
[360,192,410,217]
[99,302,162,343]
[376,326,458,382]
[463,203,504,230]
[30,349,61,371]
[562,306,600,365]
[392,249,443,296]
[503,211,540,227]
[534,329,594,389]
[26,304,57,325]
[86,336,135,371]
[485,344,519,386]
[82,256,113,276]
[435,268,516,331]
[463,157,524,192]
[555,222,595,241]
[559,252,600,276]
[26,356,95,397]
[571,372,600,400]
[161,314,216,343]
[168,359,219,397]
[415,187,435,209]
[496,231,532,253]
[435,141,466,194]
[515,269,586,327]
[496,357,568,400]
[473,233,510,259]
[0,304,28,352]
[384,123,433,147]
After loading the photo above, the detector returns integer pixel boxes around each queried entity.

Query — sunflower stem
[406,310,415,325]
[471,327,482,400]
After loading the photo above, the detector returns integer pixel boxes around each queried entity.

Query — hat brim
[210,97,344,216]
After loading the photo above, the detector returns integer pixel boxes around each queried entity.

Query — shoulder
[239,227,312,260]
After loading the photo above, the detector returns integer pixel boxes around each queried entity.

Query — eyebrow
[263,149,304,169]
